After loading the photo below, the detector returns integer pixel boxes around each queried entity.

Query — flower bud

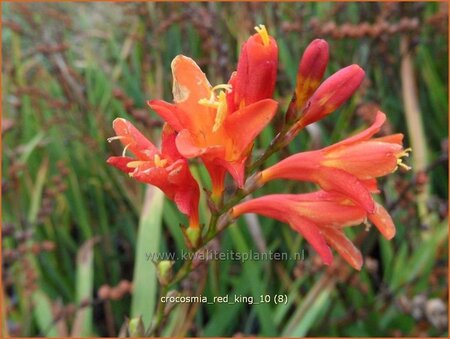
[295,39,329,110]
[229,25,278,112]
[298,64,365,128]
[286,39,329,125]
[128,316,145,337]
[156,260,174,286]
[184,226,201,249]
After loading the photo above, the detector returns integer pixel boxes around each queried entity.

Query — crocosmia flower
[260,111,411,213]
[227,24,278,112]
[107,119,200,228]
[149,25,278,199]
[232,190,396,269]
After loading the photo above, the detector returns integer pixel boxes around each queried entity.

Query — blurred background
[2,2,448,337]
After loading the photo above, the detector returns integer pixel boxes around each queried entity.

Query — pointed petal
[112,118,157,159]
[368,202,396,239]
[315,167,375,213]
[373,133,404,145]
[296,200,367,228]
[171,55,211,105]
[219,158,247,188]
[161,123,181,161]
[289,215,333,266]
[322,228,363,270]
[107,156,134,173]
[225,98,278,153]
[171,55,215,132]
[148,100,187,132]
[175,129,206,158]
[360,179,379,193]
[231,195,293,223]
[326,111,386,151]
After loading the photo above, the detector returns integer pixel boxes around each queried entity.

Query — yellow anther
[212,91,228,132]
[396,159,412,171]
[153,154,168,167]
[198,98,220,108]
[254,24,270,46]
[126,161,146,169]
[198,83,232,132]
[395,147,412,171]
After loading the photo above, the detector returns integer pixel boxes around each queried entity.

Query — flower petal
[148,100,186,132]
[112,118,157,159]
[225,98,278,154]
[323,141,402,179]
[368,202,396,239]
[175,129,207,158]
[322,227,363,270]
[107,156,134,173]
[289,215,333,266]
[171,55,211,105]
[325,111,386,151]
[315,167,375,213]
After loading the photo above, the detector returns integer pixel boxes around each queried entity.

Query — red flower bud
[298,64,365,128]
[229,25,278,112]
[295,39,329,110]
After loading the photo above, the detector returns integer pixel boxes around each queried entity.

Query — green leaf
[130,187,165,327]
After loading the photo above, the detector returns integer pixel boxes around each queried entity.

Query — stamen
[211,84,232,93]
[107,136,126,143]
[198,98,220,108]
[153,154,168,167]
[122,143,131,157]
[397,160,412,171]
[126,161,146,169]
[198,83,232,132]
[395,147,412,171]
[212,91,228,132]
[254,24,270,46]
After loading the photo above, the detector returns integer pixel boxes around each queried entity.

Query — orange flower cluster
[107,25,410,269]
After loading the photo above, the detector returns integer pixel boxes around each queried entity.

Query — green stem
[147,285,168,336]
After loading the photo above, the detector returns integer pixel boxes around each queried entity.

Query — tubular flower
[232,190,395,270]
[107,119,200,228]
[149,25,278,198]
[260,111,411,214]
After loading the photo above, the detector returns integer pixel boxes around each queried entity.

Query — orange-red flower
[107,119,200,228]
[149,25,279,199]
[232,190,395,269]
[261,111,411,213]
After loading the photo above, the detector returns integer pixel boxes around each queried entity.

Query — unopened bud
[185,226,201,249]
[156,260,174,285]
[128,316,145,337]
[298,64,365,128]
[295,39,329,110]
